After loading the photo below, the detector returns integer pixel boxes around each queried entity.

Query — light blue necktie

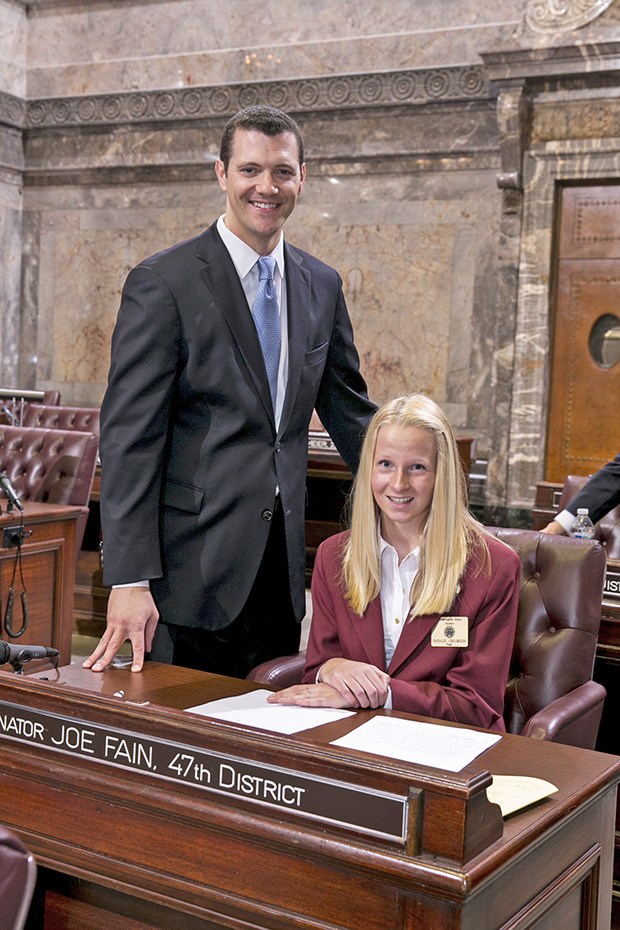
[252,255,281,410]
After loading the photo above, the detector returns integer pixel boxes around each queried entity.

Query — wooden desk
[0,662,618,929]
[0,502,82,670]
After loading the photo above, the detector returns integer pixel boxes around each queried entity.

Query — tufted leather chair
[248,528,607,749]
[21,403,100,438]
[0,826,37,930]
[485,528,606,746]
[0,424,99,552]
[556,474,620,559]
[0,390,61,426]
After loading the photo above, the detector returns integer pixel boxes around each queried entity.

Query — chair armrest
[520,681,606,750]
[0,826,37,930]
[246,652,306,688]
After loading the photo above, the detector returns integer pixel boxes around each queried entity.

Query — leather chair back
[485,527,606,737]
[0,389,61,426]
[0,425,98,553]
[557,474,620,559]
[0,827,37,930]
[21,403,100,438]
[0,425,98,508]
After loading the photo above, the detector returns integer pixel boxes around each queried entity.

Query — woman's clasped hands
[266,657,390,709]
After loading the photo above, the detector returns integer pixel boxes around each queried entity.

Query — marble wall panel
[0,179,24,387]
[20,100,498,178]
[286,168,501,426]
[532,94,620,143]
[23,124,223,174]
[26,28,521,100]
[0,1,27,97]
[21,153,503,473]
[21,178,222,401]
[25,0,525,64]
[0,123,24,178]
[24,0,523,97]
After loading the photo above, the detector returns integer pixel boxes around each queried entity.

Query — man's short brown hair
[219,106,304,171]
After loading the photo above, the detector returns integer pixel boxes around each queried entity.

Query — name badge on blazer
[431,616,469,647]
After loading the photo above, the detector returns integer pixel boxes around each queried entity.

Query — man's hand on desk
[82,587,159,673]
[540,520,568,536]
[268,659,390,709]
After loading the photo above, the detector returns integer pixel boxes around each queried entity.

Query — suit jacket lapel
[349,597,388,670]
[350,599,440,675]
[197,225,274,422]
[388,614,440,675]
[278,243,310,439]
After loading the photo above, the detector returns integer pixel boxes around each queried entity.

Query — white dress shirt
[553,509,576,532]
[379,535,419,667]
[379,535,419,709]
[216,215,289,430]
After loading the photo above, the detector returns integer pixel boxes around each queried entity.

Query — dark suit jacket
[566,453,620,525]
[304,531,521,731]
[99,221,375,630]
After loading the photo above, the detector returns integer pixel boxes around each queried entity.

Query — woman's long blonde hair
[342,393,489,617]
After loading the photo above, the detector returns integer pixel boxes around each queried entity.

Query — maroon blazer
[303,531,521,731]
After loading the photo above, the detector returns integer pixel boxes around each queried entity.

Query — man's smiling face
[215,128,306,255]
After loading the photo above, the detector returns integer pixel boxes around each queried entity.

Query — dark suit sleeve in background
[99,264,181,586]
[566,453,620,524]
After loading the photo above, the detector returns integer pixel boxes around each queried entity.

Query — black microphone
[0,640,59,665]
[1,405,18,425]
[0,473,23,512]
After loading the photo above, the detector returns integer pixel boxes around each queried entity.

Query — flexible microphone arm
[0,640,60,674]
[0,473,23,512]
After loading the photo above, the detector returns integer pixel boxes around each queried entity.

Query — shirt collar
[378,524,419,565]
[217,215,285,280]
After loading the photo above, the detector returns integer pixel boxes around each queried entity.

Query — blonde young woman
[269,393,520,731]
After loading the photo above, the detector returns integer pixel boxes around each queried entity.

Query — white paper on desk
[330,716,501,772]
[185,689,354,735]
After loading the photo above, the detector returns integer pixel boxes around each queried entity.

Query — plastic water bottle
[569,508,595,539]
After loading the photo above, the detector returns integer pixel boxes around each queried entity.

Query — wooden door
[546,184,620,482]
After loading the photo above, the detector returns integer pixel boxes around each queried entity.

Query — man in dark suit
[541,452,620,534]
[84,106,376,676]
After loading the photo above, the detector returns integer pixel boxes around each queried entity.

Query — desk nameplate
[0,699,408,843]
[603,563,620,609]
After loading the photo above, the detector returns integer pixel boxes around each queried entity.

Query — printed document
[330,715,501,772]
[186,689,354,735]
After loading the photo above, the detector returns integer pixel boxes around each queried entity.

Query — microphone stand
[7,650,60,675]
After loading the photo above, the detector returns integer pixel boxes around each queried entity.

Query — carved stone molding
[0,92,27,130]
[495,80,530,194]
[1,65,489,133]
[525,0,615,33]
